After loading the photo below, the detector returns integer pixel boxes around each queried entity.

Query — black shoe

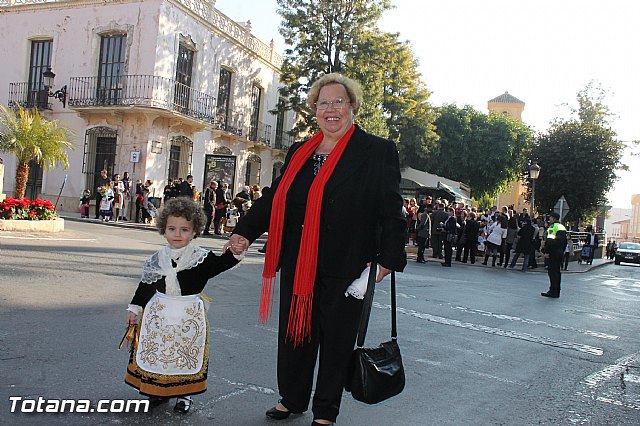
[541,292,559,298]
[266,406,293,420]
[441,263,451,267]
[174,396,192,413]
[258,249,266,254]
[203,232,211,235]
[417,259,425,263]
[148,396,169,407]
[312,421,335,426]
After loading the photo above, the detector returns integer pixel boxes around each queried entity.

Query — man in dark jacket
[415,209,431,263]
[442,207,457,267]
[462,212,480,264]
[430,203,448,259]
[177,175,194,198]
[509,218,534,271]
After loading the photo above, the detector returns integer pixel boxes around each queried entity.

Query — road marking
[374,302,604,356]
[571,351,640,423]
[449,305,618,340]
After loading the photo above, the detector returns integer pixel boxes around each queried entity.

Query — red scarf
[261,124,356,346]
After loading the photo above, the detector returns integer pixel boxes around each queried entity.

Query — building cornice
[0,0,283,70]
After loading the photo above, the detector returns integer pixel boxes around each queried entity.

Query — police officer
[541,211,567,298]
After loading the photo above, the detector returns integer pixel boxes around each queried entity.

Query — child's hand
[126,311,138,326]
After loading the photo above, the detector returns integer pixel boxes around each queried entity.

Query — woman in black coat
[462,212,480,264]
[225,73,406,425]
[509,218,535,271]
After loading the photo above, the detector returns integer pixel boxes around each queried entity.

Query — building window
[174,44,195,112]
[274,100,285,149]
[168,136,193,181]
[249,84,262,141]
[272,161,283,183]
[27,39,52,108]
[245,154,261,186]
[216,68,232,129]
[97,34,127,104]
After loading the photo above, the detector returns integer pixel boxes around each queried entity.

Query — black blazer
[234,126,407,280]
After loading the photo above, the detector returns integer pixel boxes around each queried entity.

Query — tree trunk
[14,161,29,200]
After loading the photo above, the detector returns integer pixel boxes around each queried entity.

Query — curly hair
[156,197,206,237]
[307,73,363,115]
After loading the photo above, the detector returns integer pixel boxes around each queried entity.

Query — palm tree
[0,105,74,200]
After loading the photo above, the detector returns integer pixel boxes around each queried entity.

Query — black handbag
[345,263,405,404]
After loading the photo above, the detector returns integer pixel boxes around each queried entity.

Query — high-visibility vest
[546,222,566,239]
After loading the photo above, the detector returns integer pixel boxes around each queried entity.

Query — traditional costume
[124,244,238,397]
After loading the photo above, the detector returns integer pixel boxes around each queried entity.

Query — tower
[488,91,527,212]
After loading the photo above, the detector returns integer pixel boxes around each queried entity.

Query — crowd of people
[405,195,598,272]
[82,169,264,232]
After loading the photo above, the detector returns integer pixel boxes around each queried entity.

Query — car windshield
[619,243,640,250]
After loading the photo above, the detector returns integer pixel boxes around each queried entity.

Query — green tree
[0,105,74,200]
[276,0,391,136]
[530,84,625,222]
[423,104,534,198]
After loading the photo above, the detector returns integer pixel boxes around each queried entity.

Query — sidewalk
[58,210,263,243]
[405,244,612,273]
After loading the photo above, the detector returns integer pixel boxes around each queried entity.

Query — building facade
[0,0,295,212]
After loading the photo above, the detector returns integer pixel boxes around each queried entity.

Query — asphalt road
[1,221,639,425]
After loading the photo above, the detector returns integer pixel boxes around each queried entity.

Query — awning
[437,181,471,203]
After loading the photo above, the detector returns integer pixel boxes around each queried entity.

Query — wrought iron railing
[8,82,51,109]
[248,121,272,145]
[274,134,294,150]
[67,75,217,124]
[214,106,244,137]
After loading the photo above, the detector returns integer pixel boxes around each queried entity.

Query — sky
[215,0,639,209]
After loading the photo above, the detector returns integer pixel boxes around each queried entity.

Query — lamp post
[42,67,67,108]
[529,162,541,216]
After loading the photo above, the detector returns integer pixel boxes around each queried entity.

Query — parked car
[614,242,640,265]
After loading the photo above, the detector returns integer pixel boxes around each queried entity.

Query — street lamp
[42,67,67,108]
[529,162,541,216]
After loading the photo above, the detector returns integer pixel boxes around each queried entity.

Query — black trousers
[203,209,213,233]
[431,234,443,258]
[416,236,427,261]
[94,194,102,218]
[443,239,453,265]
[277,273,363,422]
[462,241,476,264]
[501,242,513,267]
[547,256,562,296]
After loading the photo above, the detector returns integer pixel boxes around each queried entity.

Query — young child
[99,183,114,221]
[124,197,241,413]
[79,189,91,218]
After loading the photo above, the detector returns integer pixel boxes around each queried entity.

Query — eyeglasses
[315,98,350,110]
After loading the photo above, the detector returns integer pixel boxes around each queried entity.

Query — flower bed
[0,197,57,220]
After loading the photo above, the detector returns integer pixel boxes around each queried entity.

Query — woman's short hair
[307,73,363,114]
[156,197,206,237]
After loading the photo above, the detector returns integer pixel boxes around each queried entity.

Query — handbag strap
[355,262,397,347]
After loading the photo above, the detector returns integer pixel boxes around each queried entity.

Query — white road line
[374,302,604,356]
[450,305,619,340]
[582,352,640,388]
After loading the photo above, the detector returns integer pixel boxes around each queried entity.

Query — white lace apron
[136,291,207,375]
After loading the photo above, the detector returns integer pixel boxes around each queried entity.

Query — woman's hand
[224,234,250,255]
[376,265,392,282]
[126,311,138,326]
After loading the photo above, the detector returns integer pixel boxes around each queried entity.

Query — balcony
[274,134,294,151]
[8,82,51,110]
[67,75,216,125]
[214,106,244,137]
[248,121,272,146]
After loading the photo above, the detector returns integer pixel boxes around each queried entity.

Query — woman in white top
[482,215,507,266]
